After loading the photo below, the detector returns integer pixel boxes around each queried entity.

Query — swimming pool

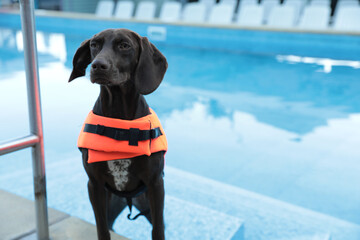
[1,11,360,240]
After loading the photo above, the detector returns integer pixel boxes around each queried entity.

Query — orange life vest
[78,109,167,163]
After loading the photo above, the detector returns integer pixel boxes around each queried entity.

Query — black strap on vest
[105,183,150,221]
[84,124,162,146]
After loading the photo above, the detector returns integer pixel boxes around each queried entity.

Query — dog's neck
[93,83,150,120]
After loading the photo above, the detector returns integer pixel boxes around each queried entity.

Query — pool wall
[1,11,360,61]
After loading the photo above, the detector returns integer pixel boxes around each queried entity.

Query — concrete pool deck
[1,164,360,240]
[0,190,129,240]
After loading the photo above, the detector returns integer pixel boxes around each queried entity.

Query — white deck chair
[135,1,156,21]
[239,0,258,5]
[267,5,297,28]
[338,0,360,2]
[236,4,265,26]
[114,1,135,19]
[220,0,237,7]
[298,5,330,30]
[283,0,305,23]
[333,6,360,31]
[310,0,331,6]
[182,3,207,23]
[159,2,182,22]
[95,0,115,17]
[237,0,259,18]
[208,4,235,24]
[333,1,359,20]
[199,0,217,14]
[284,0,306,7]
[337,0,360,7]
[261,0,280,24]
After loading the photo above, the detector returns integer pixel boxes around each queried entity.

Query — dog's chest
[107,159,131,191]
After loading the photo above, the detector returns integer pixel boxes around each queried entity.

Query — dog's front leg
[88,180,111,240]
[148,175,165,240]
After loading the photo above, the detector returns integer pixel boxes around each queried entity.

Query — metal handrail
[0,135,39,155]
[0,0,49,239]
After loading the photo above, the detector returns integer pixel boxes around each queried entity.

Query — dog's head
[68,29,167,95]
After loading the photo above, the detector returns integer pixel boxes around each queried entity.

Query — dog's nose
[91,59,109,71]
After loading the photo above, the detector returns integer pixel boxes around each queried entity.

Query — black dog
[69,29,168,240]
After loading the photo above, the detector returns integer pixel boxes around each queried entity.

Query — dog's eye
[118,42,130,50]
[90,42,98,48]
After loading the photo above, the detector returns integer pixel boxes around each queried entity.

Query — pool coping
[0,189,129,240]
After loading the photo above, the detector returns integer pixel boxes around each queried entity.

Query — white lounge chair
[261,0,280,24]
[333,1,359,21]
[309,0,331,6]
[199,0,217,14]
[267,5,297,28]
[95,0,115,17]
[337,0,360,2]
[134,1,156,21]
[283,0,306,8]
[336,0,360,7]
[283,0,306,23]
[236,4,264,26]
[114,1,135,19]
[220,0,237,8]
[237,0,259,19]
[298,5,330,30]
[159,1,182,22]
[333,6,360,31]
[239,0,258,6]
[208,4,235,24]
[182,2,207,23]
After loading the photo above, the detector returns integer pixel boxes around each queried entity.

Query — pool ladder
[0,0,49,240]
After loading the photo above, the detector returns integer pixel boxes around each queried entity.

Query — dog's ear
[134,37,168,95]
[68,39,91,82]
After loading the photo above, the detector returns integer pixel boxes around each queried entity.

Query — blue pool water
[1,13,360,240]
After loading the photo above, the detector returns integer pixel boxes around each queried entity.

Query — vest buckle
[150,128,162,139]
[129,128,140,146]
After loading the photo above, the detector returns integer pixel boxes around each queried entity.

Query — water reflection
[0,28,67,77]
[15,31,67,62]
[276,54,360,73]
[0,28,17,49]
[164,100,360,196]
[0,27,359,224]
